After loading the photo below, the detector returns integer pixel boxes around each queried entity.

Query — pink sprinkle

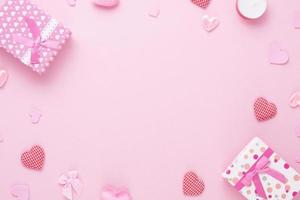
[284,163,290,169]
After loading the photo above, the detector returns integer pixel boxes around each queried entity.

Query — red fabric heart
[254,97,277,121]
[183,171,205,196]
[21,145,45,170]
[191,0,210,8]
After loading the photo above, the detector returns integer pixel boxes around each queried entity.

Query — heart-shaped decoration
[268,42,289,65]
[183,171,205,196]
[11,184,29,200]
[191,0,210,9]
[202,15,219,32]
[101,186,131,200]
[92,0,119,8]
[254,97,277,121]
[289,92,300,108]
[21,145,45,170]
[0,70,8,88]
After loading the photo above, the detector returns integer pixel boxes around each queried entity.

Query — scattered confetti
[268,42,289,65]
[0,69,8,88]
[92,0,119,8]
[29,108,42,124]
[66,0,77,7]
[191,0,210,9]
[58,170,82,200]
[11,184,29,200]
[254,97,277,121]
[183,171,205,196]
[101,186,132,200]
[202,15,219,32]
[21,145,45,171]
[148,8,160,18]
[289,92,300,108]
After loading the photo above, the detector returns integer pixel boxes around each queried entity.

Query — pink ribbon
[13,17,60,64]
[58,170,82,200]
[235,148,287,199]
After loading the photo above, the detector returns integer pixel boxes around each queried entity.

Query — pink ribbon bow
[58,170,82,200]
[238,154,287,199]
[13,17,60,64]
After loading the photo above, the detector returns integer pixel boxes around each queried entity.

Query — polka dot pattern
[222,137,300,200]
[0,0,71,73]
[190,0,210,8]
[21,145,45,170]
[183,171,205,196]
[254,97,277,122]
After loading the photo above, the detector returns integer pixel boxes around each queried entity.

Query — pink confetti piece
[66,0,77,7]
[268,42,289,65]
[0,69,8,88]
[29,108,42,124]
[289,92,300,108]
[148,8,160,18]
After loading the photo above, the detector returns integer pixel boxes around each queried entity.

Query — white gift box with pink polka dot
[223,137,300,200]
[0,0,71,73]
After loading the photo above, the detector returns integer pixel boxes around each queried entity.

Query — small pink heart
[289,92,300,108]
[11,184,29,200]
[66,0,76,7]
[92,0,119,8]
[101,186,131,200]
[294,11,300,29]
[202,15,219,32]
[268,42,289,65]
[29,108,42,124]
[0,69,8,88]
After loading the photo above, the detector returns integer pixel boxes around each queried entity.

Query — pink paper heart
[92,0,119,8]
[148,8,160,18]
[268,42,289,65]
[0,69,8,88]
[289,92,300,108]
[202,15,219,32]
[101,186,131,200]
[294,11,300,29]
[11,184,29,200]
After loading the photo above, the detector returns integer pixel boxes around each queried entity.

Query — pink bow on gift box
[58,170,82,200]
[13,17,60,64]
[235,149,287,199]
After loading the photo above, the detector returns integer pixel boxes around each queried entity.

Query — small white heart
[8,0,12,5]
[6,17,11,22]
[2,23,7,28]
[11,11,16,16]
[1,39,6,45]
[0,12,3,17]
[22,11,27,16]
[26,5,31,10]
[15,5,20,10]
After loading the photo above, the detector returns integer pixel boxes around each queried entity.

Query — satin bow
[58,170,82,200]
[241,156,287,198]
[13,17,60,64]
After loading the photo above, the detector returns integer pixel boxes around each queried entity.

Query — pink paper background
[1,0,300,199]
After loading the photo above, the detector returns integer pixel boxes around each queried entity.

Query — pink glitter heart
[11,184,29,200]
[268,42,289,65]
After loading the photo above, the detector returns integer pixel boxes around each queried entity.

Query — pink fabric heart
[268,42,289,65]
[92,0,119,8]
[289,92,300,108]
[202,15,219,32]
[101,186,131,200]
[11,184,29,200]
[0,70,8,88]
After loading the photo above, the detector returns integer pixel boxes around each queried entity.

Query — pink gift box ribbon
[234,148,287,199]
[13,17,60,64]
